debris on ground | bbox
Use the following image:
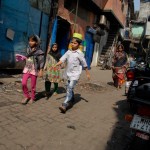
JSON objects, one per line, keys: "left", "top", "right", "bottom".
{"left": 67, "top": 125, "right": 76, "bottom": 130}
{"left": 78, "top": 82, "right": 107, "bottom": 92}
{"left": 0, "top": 80, "right": 22, "bottom": 93}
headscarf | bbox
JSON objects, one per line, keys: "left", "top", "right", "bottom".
{"left": 113, "top": 44, "right": 127, "bottom": 67}
{"left": 49, "top": 43, "right": 61, "bottom": 62}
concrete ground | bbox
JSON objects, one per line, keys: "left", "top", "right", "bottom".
{"left": 0, "top": 67, "right": 130, "bottom": 150}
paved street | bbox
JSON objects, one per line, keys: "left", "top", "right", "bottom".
{"left": 0, "top": 67, "right": 130, "bottom": 150}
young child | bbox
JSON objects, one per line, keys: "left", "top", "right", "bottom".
{"left": 44, "top": 43, "right": 61, "bottom": 99}
{"left": 55, "top": 33, "right": 90, "bottom": 113}
{"left": 21, "top": 35, "right": 44, "bottom": 104}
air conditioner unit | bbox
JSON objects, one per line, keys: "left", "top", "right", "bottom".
{"left": 99, "top": 15, "right": 107, "bottom": 26}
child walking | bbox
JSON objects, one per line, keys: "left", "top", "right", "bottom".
{"left": 44, "top": 43, "right": 61, "bottom": 99}
{"left": 21, "top": 35, "right": 44, "bottom": 104}
{"left": 55, "top": 33, "right": 90, "bottom": 113}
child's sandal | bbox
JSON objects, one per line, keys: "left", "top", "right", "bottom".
{"left": 28, "top": 99, "right": 35, "bottom": 104}
{"left": 53, "top": 92, "right": 58, "bottom": 96}
{"left": 59, "top": 105, "right": 66, "bottom": 113}
{"left": 21, "top": 98, "right": 30, "bottom": 105}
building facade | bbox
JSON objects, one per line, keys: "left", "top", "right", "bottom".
{"left": 91, "top": 0, "right": 127, "bottom": 66}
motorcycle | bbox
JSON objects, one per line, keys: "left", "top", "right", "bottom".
{"left": 113, "top": 67, "right": 126, "bottom": 88}
{"left": 125, "top": 67, "right": 135, "bottom": 95}
{"left": 125, "top": 105, "right": 150, "bottom": 150}
{"left": 125, "top": 65, "right": 150, "bottom": 150}
{"left": 125, "top": 60, "right": 146, "bottom": 95}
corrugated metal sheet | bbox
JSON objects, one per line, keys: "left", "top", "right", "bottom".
{"left": 0, "top": 0, "right": 49, "bottom": 68}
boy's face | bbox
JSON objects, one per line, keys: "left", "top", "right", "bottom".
{"left": 29, "top": 39, "right": 37, "bottom": 48}
{"left": 71, "top": 39, "right": 79, "bottom": 50}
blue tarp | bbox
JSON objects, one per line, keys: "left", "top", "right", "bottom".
{"left": 85, "top": 32, "right": 94, "bottom": 69}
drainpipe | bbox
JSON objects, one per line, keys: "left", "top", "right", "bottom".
{"left": 46, "top": 0, "right": 57, "bottom": 51}
{"left": 73, "top": 0, "right": 79, "bottom": 32}
{"left": 39, "top": 12, "right": 43, "bottom": 37}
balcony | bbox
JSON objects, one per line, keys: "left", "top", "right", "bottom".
{"left": 91, "top": 0, "right": 108, "bottom": 9}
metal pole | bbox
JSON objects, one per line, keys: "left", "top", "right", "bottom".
{"left": 73, "top": 0, "right": 79, "bottom": 32}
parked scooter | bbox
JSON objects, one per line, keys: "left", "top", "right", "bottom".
{"left": 125, "top": 105, "right": 150, "bottom": 150}
{"left": 113, "top": 66, "right": 126, "bottom": 88}
{"left": 125, "top": 67, "right": 135, "bottom": 95}
{"left": 125, "top": 65, "right": 150, "bottom": 150}
{"left": 125, "top": 58, "right": 145, "bottom": 95}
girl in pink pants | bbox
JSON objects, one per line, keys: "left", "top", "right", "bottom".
{"left": 20, "top": 35, "right": 44, "bottom": 104}
{"left": 22, "top": 73, "right": 37, "bottom": 102}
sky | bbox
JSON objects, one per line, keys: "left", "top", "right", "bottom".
{"left": 134, "top": 0, "right": 140, "bottom": 11}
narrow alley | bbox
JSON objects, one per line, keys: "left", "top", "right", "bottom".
{"left": 0, "top": 68, "right": 130, "bottom": 150}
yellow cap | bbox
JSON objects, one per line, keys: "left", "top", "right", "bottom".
{"left": 73, "top": 33, "right": 82, "bottom": 40}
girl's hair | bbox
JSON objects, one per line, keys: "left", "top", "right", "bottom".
{"left": 117, "top": 44, "right": 124, "bottom": 51}
{"left": 29, "top": 35, "right": 41, "bottom": 44}
{"left": 72, "top": 37, "right": 82, "bottom": 45}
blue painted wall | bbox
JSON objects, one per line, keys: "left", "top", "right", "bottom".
{"left": 0, "top": 0, "right": 49, "bottom": 68}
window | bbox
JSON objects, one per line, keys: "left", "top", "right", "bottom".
{"left": 29, "top": 0, "right": 51, "bottom": 14}
{"left": 64, "top": 0, "right": 90, "bottom": 22}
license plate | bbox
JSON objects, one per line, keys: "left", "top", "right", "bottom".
{"left": 125, "top": 81, "right": 132, "bottom": 88}
{"left": 118, "top": 69, "right": 123, "bottom": 73}
{"left": 136, "top": 132, "right": 149, "bottom": 140}
{"left": 130, "top": 115, "right": 150, "bottom": 134}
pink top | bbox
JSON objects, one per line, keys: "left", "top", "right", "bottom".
{"left": 23, "top": 57, "right": 37, "bottom": 76}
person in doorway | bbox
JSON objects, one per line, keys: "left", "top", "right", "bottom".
{"left": 44, "top": 43, "right": 61, "bottom": 99}
{"left": 112, "top": 44, "right": 128, "bottom": 89}
{"left": 55, "top": 33, "right": 90, "bottom": 113}
{"left": 21, "top": 35, "right": 44, "bottom": 104}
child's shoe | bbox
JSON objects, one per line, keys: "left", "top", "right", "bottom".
{"left": 21, "top": 98, "right": 30, "bottom": 105}
{"left": 53, "top": 92, "right": 58, "bottom": 96}
{"left": 28, "top": 99, "right": 35, "bottom": 104}
{"left": 59, "top": 104, "right": 67, "bottom": 113}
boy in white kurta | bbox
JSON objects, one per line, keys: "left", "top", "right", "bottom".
{"left": 55, "top": 36, "right": 90, "bottom": 113}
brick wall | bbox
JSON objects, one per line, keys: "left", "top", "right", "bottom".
{"left": 57, "top": 0, "right": 95, "bottom": 38}
{"left": 104, "top": 0, "right": 126, "bottom": 26}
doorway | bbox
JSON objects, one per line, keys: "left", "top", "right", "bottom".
{"left": 56, "top": 16, "right": 71, "bottom": 55}
{"left": 85, "top": 32, "right": 94, "bottom": 69}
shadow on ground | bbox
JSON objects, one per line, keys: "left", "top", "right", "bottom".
{"left": 107, "top": 82, "right": 114, "bottom": 86}
{"left": 56, "top": 93, "right": 88, "bottom": 105}
{"left": 105, "top": 99, "right": 131, "bottom": 150}
{"left": 0, "top": 69, "right": 22, "bottom": 78}
{"left": 35, "top": 87, "right": 66, "bottom": 101}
